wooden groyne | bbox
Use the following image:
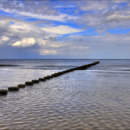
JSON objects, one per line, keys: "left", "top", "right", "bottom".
{"left": 0, "top": 61, "right": 100, "bottom": 96}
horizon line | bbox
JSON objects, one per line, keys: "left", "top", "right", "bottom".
{"left": 0, "top": 59, "right": 130, "bottom": 60}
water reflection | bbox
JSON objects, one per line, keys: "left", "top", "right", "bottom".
{"left": 0, "top": 68, "right": 57, "bottom": 89}
{"left": 0, "top": 69, "right": 130, "bottom": 130}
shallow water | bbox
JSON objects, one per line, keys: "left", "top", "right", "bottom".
{"left": 0, "top": 60, "right": 130, "bottom": 130}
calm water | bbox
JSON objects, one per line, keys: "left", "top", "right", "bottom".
{"left": 0, "top": 59, "right": 130, "bottom": 130}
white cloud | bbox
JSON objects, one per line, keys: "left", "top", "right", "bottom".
{"left": 37, "top": 39, "right": 48, "bottom": 46}
{"left": 40, "top": 49, "right": 57, "bottom": 55}
{"left": 19, "top": 11, "right": 77, "bottom": 22}
{"left": 0, "top": 35, "right": 10, "bottom": 46}
{"left": 1, "top": 35, "right": 9, "bottom": 41}
{"left": 106, "top": 12, "right": 130, "bottom": 21}
{"left": 55, "top": 5, "right": 75, "bottom": 8}
{"left": 9, "top": 23, "right": 32, "bottom": 32}
{"left": 0, "top": 7, "right": 77, "bottom": 22}
{"left": 12, "top": 38, "right": 36, "bottom": 47}
{"left": 55, "top": 5, "right": 64, "bottom": 8}
{"left": 49, "top": 44, "right": 65, "bottom": 48}
{"left": 0, "top": 0, "right": 130, "bottom": 58}
{"left": 76, "top": 0, "right": 130, "bottom": 31}
{"left": 0, "top": 18, "right": 63, "bottom": 50}
{"left": 112, "top": 0, "right": 129, "bottom": 3}
{"left": 42, "top": 25, "right": 82, "bottom": 35}
{"left": 80, "top": 1, "right": 108, "bottom": 11}
{"left": 68, "top": 33, "right": 130, "bottom": 45}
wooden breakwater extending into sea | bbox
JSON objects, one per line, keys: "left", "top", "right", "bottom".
{"left": 0, "top": 61, "right": 100, "bottom": 96}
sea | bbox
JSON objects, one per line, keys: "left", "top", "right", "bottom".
{"left": 0, "top": 59, "right": 130, "bottom": 130}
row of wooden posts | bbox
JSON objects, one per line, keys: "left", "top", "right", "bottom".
{"left": 0, "top": 61, "right": 100, "bottom": 96}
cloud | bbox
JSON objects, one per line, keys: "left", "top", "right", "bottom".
{"left": 0, "top": 7, "right": 77, "bottom": 22}
{"left": 0, "top": 17, "right": 69, "bottom": 51}
{"left": 0, "top": 17, "right": 52, "bottom": 46}
{"left": 1, "top": 35, "right": 9, "bottom": 41}
{"left": 42, "top": 25, "right": 82, "bottom": 35}
{"left": 49, "top": 44, "right": 65, "bottom": 48}
{"left": 106, "top": 12, "right": 130, "bottom": 21}
{"left": 9, "top": 23, "right": 33, "bottom": 33}
{"left": 68, "top": 33, "right": 130, "bottom": 50}
{"left": 62, "top": 32, "right": 130, "bottom": 58}
{"left": 37, "top": 39, "right": 48, "bottom": 46}
{"left": 12, "top": 37, "right": 36, "bottom": 47}
{"left": 0, "top": 35, "right": 10, "bottom": 46}
{"left": 0, "top": 0, "right": 130, "bottom": 59}
{"left": 80, "top": 1, "right": 108, "bottom": 11}
{"left": 55, "top": 5, "right": 75, "bottom": 8}
{"left": 18, "top": 11, "right": 77, "bottom": 22}
{"left": 40, "top": 49, "right": 57, "bottom": 55}
{"left": 76, "top": 0, "right": 130, "bottom": 32}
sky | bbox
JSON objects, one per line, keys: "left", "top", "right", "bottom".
{"left": 0, "top": 0, "right": 130, "bottom": 59}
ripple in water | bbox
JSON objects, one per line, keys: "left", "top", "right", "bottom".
{"left": 0, "top": 60, "right": 130, "bottom": 130}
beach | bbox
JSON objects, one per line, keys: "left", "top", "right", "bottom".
{"left": 0, "top": 59, "right": 130, "bottom": 130}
